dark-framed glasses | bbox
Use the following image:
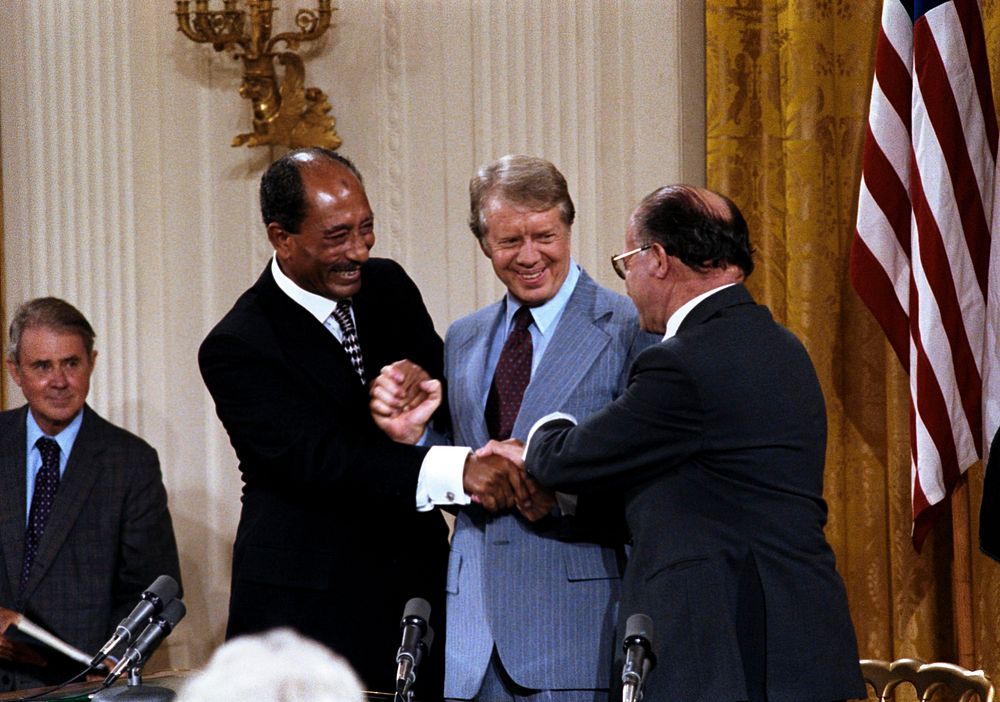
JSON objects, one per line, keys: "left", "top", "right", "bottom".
{"left": 611, "top": 244, "right": 653, "bottom": 279}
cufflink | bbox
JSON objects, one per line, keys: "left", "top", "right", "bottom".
{"left": 446, "top": 491, "right": 455, "bottom": 501}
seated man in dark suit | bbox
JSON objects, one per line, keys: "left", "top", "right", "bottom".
{"left": 510, "top": 185, "right": 865, "bottom": 702}
{"left": 0, "top": 297, "right": 181, "bottom": 692}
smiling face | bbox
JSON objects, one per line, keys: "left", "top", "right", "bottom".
{"left": 479, "top": 199, "right": 572, "bottom": 307}
{"left": 268, "top": 160, "right": 375, "bottom": 300}
{"left": 7, "top": 326, "right": 96, "bottom": 436}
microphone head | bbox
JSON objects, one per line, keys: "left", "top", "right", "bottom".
{"left": 159, "top": 599, "right": 187, "bottom": 633}
{"left": 145, "top": 575, "right": 180, "bottom": 608}
{"left": 624, "top": 613, "right": 654, "bottom": 645}
{"left": 401, "top": 598, "right": 431, "bottom": 626}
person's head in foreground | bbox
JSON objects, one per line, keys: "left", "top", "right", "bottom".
{"left": 177, "top": 628, "right": 365, "bottom": 702}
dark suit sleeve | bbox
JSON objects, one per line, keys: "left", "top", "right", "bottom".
{"left": 111, "top": 444, "right": 181, "bottom": 625}
{"left": 527, "top": 343, "right": 702, "bottom": 493}
{"left": 362, "top": 261, "right": 451, "bottom": 437}
{"left": 198, "top": 323, "right": 429, "bottom": 505}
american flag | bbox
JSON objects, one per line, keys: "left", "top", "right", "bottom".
{"left": 851, "top": 0, "right": 1000, "bottom": 550}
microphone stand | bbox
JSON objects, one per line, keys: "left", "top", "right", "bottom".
{"left": 91, "top": 664, "right": 176, "bottom": 701}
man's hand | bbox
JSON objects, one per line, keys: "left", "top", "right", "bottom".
{"left": 463, "top": 452, "right": 533, "bottom": 513}
{"left": 520, "top": 477, "right": 557, "bottom": 521}
{"left": 369, "top": 360, "right": 441, "bottom": 444}
{"left": 475, "top": 438, "right": 525, "bottom": 465}
{"left": 475, "top": 439, "right": 555, "bottom": 521}
{"left": 0, "top": 634, "right": 47, "bottom": 667}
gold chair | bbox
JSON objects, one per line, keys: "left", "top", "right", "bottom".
{"left": 861, "top": 658, "right": 995, "bottom": 702}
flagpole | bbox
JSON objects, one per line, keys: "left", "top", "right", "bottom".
{"left": 951, "top": 474, "right": 974, "bottom": 669}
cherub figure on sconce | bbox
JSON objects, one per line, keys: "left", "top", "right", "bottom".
{"left": 175, "top": 0, "right": 343, "bottom": 150}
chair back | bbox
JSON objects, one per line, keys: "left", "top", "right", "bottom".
{"left": 861, "top": 658, "right": 995, "bottom": 702}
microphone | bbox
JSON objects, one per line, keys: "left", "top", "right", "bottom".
{"left": 395, "top": 598, "right": 430, "bottom": 697}
{"left": 104, "top": 599, "right": 186, "bottom": 686}
{"left": 91, "top": 575, "right": 179, "bottom": 667}
{"left": 621, "top": 613, "right": 655, "bottom": 702}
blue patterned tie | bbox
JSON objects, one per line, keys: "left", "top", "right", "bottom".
{"left": 485, "top": 306, "right": 533, "bottom": 440}
{"left": 331, "top": 299, "right": 366, "bottom": 384}
{"left": 20, "top": 437, "right": 61, "bottom": 590}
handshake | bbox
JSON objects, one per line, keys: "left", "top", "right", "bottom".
{"left": 369, "top": 360, "right": 555, "bottom": 522}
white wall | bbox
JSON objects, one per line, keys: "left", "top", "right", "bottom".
{"left": 0, "top": 0, "right": 704, "bottom": 670}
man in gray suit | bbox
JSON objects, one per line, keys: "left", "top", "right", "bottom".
{"left": 0, "top": 298, "right": 181, "bottom": 691}
{"left": 372, "top": 156, "right": 651, "bottom": 701}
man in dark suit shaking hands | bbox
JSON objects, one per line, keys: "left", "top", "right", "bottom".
{"left": 0, "top": 297, "right": 181, "bottom": 691}
{"left": 199, "top": 148, "right": 527, "bottom": 698}
{"left": 519, "top": 186, "right": 865, "bottom": 702}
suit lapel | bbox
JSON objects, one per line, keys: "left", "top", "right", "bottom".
{"left": 451, "top": 303, "right": 503, "bottom": 447}
{"left": 20, "top": 406, "right": 107, "bottom": 600}
{"left": 255, "top": 266, "right": 367, "bottom": 406}
{"left": 0, "top": 407, "right": 29, "bottom": 598}
{"left": 513, "top": 272, "right": 611, "bottom": 438}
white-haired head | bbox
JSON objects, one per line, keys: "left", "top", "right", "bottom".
{"left": 177, "top": 628, "right": 365, "bottom": 702}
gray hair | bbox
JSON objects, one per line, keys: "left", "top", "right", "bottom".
{"left": 7, "top": 297, "right": 96, "bottom": 364}
{"left": 176, "top": 629, "right": 365, "bottom": 702}
{"left": 468, "top": 154, "right": 575, "bottom": 242}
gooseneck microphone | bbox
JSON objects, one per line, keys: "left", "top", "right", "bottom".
{"left": 395, "top": 598, "right": 431, "bottom": 699}
{"left": 103, "top": 599, "right": 187, "bottom": 686}
{"left": 621, "top": 613, "right": 655, "bottom": 702}
{"left": 90, "top": 575, "right": 180, "bottom": 667}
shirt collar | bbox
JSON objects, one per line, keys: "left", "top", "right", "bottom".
{"left": 503, "top": 260, "right": 581, "bottom": 337}
{"left": 271, "top": 254, "right": 339, "bottom": 325}
{"left": 26, "top": 405, "right": 84, "bottom": 457}
{"left": 663, "top": 283, "right": 736, "bottom": 341}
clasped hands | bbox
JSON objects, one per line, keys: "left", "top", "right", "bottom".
{"left": 370, "top": 360, "right": 554, "bottom": 521}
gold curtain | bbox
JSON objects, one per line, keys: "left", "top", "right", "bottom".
{"left": 706, "top": 0, "right": 1000, "bottom": 676}
{"left": 0, "top": 110, "right": 5, "bottom": 404}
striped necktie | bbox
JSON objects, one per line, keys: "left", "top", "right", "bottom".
{"left": 331, "top": 299, "right": 366, "bottom": 384}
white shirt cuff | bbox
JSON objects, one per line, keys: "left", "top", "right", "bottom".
{"left": 524, "top": 411, "right": 578, "bottom": 454}
{"left": 416, "top": 445, "right": 472, "bottom": 511}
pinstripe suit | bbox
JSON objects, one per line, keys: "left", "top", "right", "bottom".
{"left": 0, "top": 404, "right": 181, "bottom": 691}
{"left": 443, "top": 270, "right": 651, "bottom": 699}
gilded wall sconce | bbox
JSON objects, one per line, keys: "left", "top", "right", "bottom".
{"left": 175, "top": 0, "right": 342, "bottom": 150}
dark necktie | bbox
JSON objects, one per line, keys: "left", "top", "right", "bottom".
{"left": 331, "top": 299, "right": 366, "bottom": 384}
{"left": 20, "top": 437, "right": 61, "bottom": 590}
{"left": 485, "top": 305, "right": 534, "bottom": 440}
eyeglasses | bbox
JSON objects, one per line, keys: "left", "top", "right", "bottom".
{"left": 611, "top": 244, "right": 653, "bottom": 279}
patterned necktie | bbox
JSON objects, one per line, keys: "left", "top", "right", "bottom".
{"left": 20, "top": 437, "right": 61, "bottom": 590}
{"left": 485, "top": 305, "right": 534, "bottom": 440}
{"left": 331, "top": 299, "right": 366, "bottom": 384}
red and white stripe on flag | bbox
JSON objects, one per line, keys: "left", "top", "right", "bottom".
{"left": 851, "top": 0, "right": 1000, "bottom": 550}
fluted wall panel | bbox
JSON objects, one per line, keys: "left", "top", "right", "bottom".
{"left": 1, "top": 0, "right": 704, "bottom": 672}
{"left": 3, "top": 2, "right": 142, "bottom": 430}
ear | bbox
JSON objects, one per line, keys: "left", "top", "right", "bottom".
{"left": 6, "top": 358, "right": 22, "bottom": 388}
{"left": 649, "top": 243, "right": 672, "bottom": 280}
{"left": 267, "top": 223, "right": 292, "bottom": 257}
